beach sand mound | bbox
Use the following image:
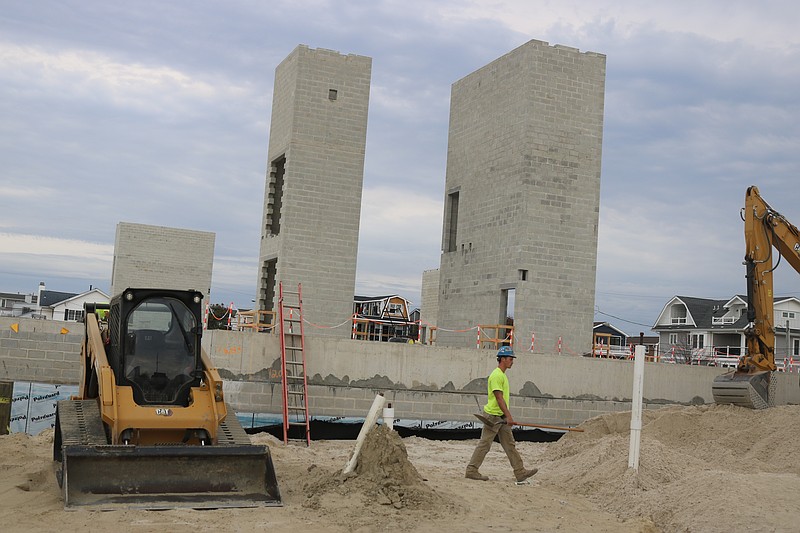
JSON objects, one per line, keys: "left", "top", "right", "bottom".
{"left": 537, "top": 404, "right": 800, "bottom": 532}
{"left": 303, "top": 424, "right": 450, "bottom": 513}
{"left": 2, "top": 405, "right": 799, "bottom": 532}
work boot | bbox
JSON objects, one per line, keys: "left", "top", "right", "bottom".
{"left": 465, "top": 470, "right": 489, "bottom": 481}
{"left": 515, "top": 468, "right": 538, "bottom": 482}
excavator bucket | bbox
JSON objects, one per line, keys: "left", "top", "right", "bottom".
{"left": 55, "top": 401, "right": 281, "bottom": 510}
{"left": 711, "top": 370, "right": 770, "bottom": 409}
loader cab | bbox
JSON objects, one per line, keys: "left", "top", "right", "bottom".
{"left": 109, "top": 289, "right": 204, "bottom": 407}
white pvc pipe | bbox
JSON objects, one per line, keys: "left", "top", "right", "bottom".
{"left": 382, "top": 403, "right": 394, "bottom": 431}
{"left": 343, "top": 393, "right": 386, "bottom": 475}
{"left": 628, "top": 345, "right": 645, "bottom": 471}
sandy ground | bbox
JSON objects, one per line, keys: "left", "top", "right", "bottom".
{"left": 3, "top": 404, "right": 799, "bottom": 532}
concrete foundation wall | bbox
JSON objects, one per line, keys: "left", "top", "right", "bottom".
{"left": 206, "top": 332, "right": 722, "bottom": 403}
{"left": 5, "top": 318, "right": 799, "bottom": 428}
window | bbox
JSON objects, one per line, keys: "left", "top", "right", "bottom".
{"left": 794, "top": 339, "right": 800, "bottom": 357}
{"left": 259, "top": 258, "right": 277, "bottom": 312}
{"left": 265, "top": 156, "right": 285, "bottom": 236}
{"left": 670, "top": 305, "right": 687, "bottom": 324}
{"left": 782, "top": 312, "right": 796, "bottom": 319}
{"left": 444, "top": 191, "right": 459, "bottom": 253}
{"left": 501, "top": 288, "right": 515, "bottom": 325}
{"left": 691, "top": 334, "right": 704, "bottom": 349}
{"left": 518, "top": 269, "right": 528, "bottom": 281}
{"left": 125, "top": 297, "right": 197, "bottom": 404}
{"left": 328, "top": 88, "right": 338, "bottom": 101}
{"left": 64, "top": 309, "right": 84, "bottom": 322}
{"left": 669, "top": 333, "right": 678, "bottom": 345}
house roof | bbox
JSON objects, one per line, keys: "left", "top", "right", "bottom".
{"left": 54, "top": 289, "right": 110, "bottom": 307}
{"left": 40, "top": 288, "right": 110, "bottom": 308}
{"left": 354, "top": 295, "right": 412, "bottom": 305}
{"left": 592, "top": 321, "right": 627, "bottom": 337}
{"left": 39, "top": 290, "right": 78, "bottom": 307}
{"left": 0, "top": 292, "right": 36, "bottom": 303}
{"left": 654, "top": 294, "right": 800, "bottom": 331}
{"left": 723, "top": 295, "right": 747, "bottom": 308}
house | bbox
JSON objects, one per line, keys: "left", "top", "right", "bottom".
{"left": 352, "top": 295, "right": 417, "bottom": 342}
{"left": 0, "top": 291, "right": 38, "bottom": 317}
{"left": 590, "top": 322, "right": 660, "bottom": 359}
{"left": 652, "top": 295, "right": 800, "bottom": 365}
{"left": 36, "top": 282, "right": 110, "bottom": 322}
{"left": 591, "top": 321, "right": 629, "bottom": 358}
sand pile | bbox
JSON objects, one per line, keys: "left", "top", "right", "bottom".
{"left": 303, "top": 424, "right": 448, "bottom": 512}
{"left": 537, "top": 404, "right": 800, "bottom": 532}
{"left": 2, "top": 405, "right": 799, "bottom": 532}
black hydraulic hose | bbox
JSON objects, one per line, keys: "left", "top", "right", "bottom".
{"left": 765, "top": 214, "right": 782, "bottom": 274}
{"left": 745, "top": 257, "right": 756, "bottom": 325}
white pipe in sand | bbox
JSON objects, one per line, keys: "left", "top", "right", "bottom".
{"left": 628, "top": 345, "right": 645, "bottom": 471}
{"left": 382, "top": 403, "right": 394, "bottom": 431}
{"left": 343, "top": 392, "right": 386, "bottom": 475}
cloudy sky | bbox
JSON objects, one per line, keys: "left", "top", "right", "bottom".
{"left": 2, "top": 1, "right": 800, "bottom": 335}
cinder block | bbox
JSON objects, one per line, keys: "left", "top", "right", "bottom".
{"left": 333, "top": 397, "right": 356, "bottom": 410}
{"left": 0, "top": 338, "right": 18, "bottom": 349}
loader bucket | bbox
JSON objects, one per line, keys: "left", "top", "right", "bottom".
{"left": 59, "top": 443, "right": 281, "bottom": 509}
{"left": 712, "top": 370, "right": 770, "bottom": 409}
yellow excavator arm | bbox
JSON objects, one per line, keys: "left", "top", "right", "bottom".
{"left": 712, "top": 186, "right": 800, "bottom": 408}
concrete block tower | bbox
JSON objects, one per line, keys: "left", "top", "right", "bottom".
{"left": 110, "top": 222, "right": 215, "bottom": 302}
{"left": 436, "top": 40, "right": 606, "bottom": 353}
{"left": 256, "top": 45, "right": 371, "bottom": 337}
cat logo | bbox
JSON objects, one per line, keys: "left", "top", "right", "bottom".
{"left": 155, "top": 408, "right": 173, "bottom": 416}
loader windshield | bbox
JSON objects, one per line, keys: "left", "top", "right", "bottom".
{"left": 124, "top": 297, "right": 199, "bottom": 405}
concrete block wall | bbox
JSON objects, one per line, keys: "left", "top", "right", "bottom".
{"left": 436, "top": 40, "right": 606, "bottom": 355}
{"left": 256, "top": 45, "right": 371, "bottom": 337}
{"left": 110, "top": 222, "right": 215, "bottom": 302}
{"left": 223, "top": 380, "right": 641, "bottom": 429}
{"left": 0, "top": 317, "right": 83, "bottom": 384}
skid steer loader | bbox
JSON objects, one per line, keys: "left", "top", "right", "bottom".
{"left": 53, "top": 288, "right": 281, "bottom": 509}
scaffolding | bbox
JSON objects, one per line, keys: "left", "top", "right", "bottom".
{"left": 235, "top": 310, "right": 276, "bottom": 333}
{"left": 352, "top": 316, "right": 416, "bottom": 342}
{"left": 477, "top": 324, "right": 514, "bottom": 350}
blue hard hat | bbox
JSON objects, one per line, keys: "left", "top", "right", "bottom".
{"left": 497, "top": 346, "right": 515, "bottom": 358}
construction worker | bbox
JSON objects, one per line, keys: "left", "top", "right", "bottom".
{"left": 465, "top": 346, "right": 538, "bottom": 482}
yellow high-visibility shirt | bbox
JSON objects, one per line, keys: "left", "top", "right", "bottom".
{"left": 484, "top": 367, "right": 509, "bottom": 416}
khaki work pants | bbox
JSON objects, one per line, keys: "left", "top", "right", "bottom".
{"left": 466, "top": 412, "right": 525, "bottom": 477}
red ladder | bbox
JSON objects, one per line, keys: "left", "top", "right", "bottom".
{"left": 278, "top": 282, "right": 311, "bottom": 445}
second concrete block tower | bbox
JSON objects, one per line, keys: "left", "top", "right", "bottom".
{"left": 256, "top": 45, "right": 371, "bottom": 336}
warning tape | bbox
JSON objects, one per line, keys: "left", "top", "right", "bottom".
{"left": 303, "top": 315, "right": 354, "bottom": 330}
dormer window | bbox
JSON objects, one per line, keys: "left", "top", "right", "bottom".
{"left": 670, "top": 305, "right": 687, "bottom": 324}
